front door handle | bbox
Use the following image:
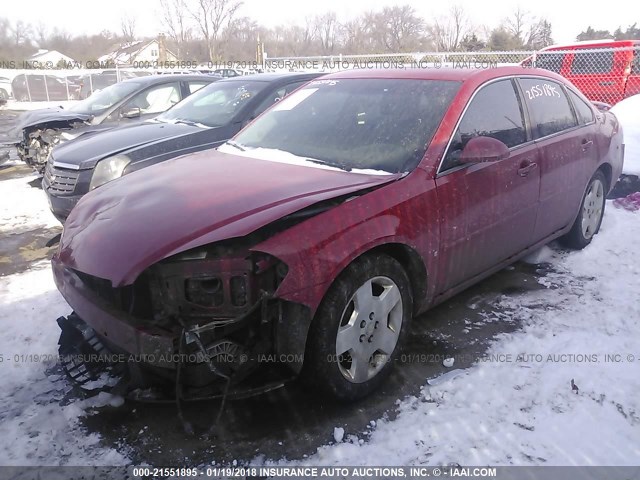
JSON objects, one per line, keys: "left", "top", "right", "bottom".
{"left": 518, "top": 160, "right": 537, "bottom": 177}
{"left": 599, "top": 81, "right": 614, "bottom": 86}
{"left": 582, "top": 139, "right": 593, "bottom": 151}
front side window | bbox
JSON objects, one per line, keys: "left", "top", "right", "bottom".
{"left": 226, "top": 78, "right": 460, "bottom": 174}
{"left": 441, "top": 79, "right": 526, "bottom": 172}
{"left": 187, "top": 81, "right": 210, "bottom": 94}
{"left": 519, "top": 78, "right": 577, "bottom": 138}
{"left": 125, "top": 82, "right": 182, "bottom": 115}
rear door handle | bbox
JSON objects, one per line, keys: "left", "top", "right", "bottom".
{"left": 518, "top": 160, "right": 537, "bottom": 177}
{"left": 582, "top": 139, "right": 593, "bottom": 151}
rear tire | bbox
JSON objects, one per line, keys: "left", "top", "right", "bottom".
{"left": 302, "top": 254, "right": 412, "bottom": 401}
{"left": 560, "top": 170, "right": 606, "bottom": 249}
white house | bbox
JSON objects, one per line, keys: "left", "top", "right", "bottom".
{"left": 26, "top": 49, "right": 76, "bottom": 67}
{"left": 99, "top": 37, "right": 178, "bottom": 66}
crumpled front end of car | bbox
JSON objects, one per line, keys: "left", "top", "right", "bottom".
{"left": 52, "top": 238, "right": 311, "bottom": 401}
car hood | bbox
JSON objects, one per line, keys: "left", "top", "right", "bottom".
{"left": 52, "top": 121, "right": 204, "bottom": 169}
{"left": 57, "top": 150, "right": 401, "bottom": 286}
{"left": 17, "top": 108, "right": 91, "bottom": 130}
{"left": 1, "top": 108, "right": 91, "bottom": 144}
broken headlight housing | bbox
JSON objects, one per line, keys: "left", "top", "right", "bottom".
{"left": 90, "top": 154, "right": 130, "bottom": 190}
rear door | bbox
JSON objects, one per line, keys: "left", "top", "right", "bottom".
{"left": 518, "top": 77, "right": 597, "bottom": 239}
{"left": 435, "top": 78, "right": 541, "bottom": 290}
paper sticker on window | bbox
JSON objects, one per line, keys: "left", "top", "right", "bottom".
{"left": 525, "top": 83, "right": 562, "bottom": 100}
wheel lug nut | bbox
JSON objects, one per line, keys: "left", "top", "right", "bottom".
{"left": 369, "top": 312, "right": 374, "bottom": 320}
{"left": 359, "top": 335, "right": 365, "bottom": 343}
{"left": 374, "top": 321, "right": 379, "bottom": 329}
{"left": 360, "top": 320, "right": 366, "bottom": 328}
{"left": 368, "top": 335, "right": 373, "bottom": 343}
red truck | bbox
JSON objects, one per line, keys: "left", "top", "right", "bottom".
{"left": 524, "top": 39, "right": 640, "bottom": 105}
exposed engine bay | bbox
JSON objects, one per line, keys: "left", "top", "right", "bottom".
{"left": 18, "top": 122, "right": 86, "bottom": 172}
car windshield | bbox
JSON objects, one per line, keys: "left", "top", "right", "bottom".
{"left": 223, "top": 78, "right": 460, "bottom": 174}
{"left": 157, "top": 80, "right": 267, "bottom": 127}
{"left": 69, "top": 81, "right": 142, "bottom": 114}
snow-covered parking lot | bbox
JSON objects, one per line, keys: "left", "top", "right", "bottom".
{"left": 0, "top": 97, "right": 639, "bottom": 472}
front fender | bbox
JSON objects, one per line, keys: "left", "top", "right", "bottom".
{"left": 253, "top": 171, "right": 440, "bottom": 317}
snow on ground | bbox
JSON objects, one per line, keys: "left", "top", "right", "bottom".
{"left": 0, "top": 174, "right": 59, "bottom": 235}
{"left": 0, "top": 263, "right": 130, "bottom": 465}
{"left": 0, "top": 175, "right": 129, "bottom": 466}
{"left": 269, "top": 205, "right": 640, "bottom": 467}
{"left": 611, "top": 94, "right": 640, "bottom": 175}
{"left": 1, "top": 159, "right": 639, "bottom": 466}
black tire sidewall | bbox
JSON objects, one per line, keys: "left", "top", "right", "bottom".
{"left": 562, "top": 170, "right": 607, "bottom": 249}
{"left": 303, "top": 253, "right": 413, "bottom": 401}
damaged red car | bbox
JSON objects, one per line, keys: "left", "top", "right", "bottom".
{"left": 52, "top": 66, "right": 624, "bottom": 402}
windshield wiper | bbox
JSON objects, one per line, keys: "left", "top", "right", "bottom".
{"left": 173, "top": 119, "right": 200, "bottom": 127}
{"left": 225, "top": 140, "right": 246, "bottom": 152}
{"left": 305, "top": 158, "right": 352, "bottom": 172}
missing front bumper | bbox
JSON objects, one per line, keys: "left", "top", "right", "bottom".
{"left": 56, "top": 312, "right": 294, "bottom": 403}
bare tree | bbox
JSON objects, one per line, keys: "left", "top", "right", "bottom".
{"left": 429, "top": 5, "right": 470, "bottom": 51}
{"left": 379, "top": 5, "right": 425, "bottom": 52}
{"left": 34, "top": 22, "right": 49, "bottom": 47}
{"left": 188, "top": 0, "right": 243, "bottom": 61}
{"left": 120, "top": 16, "right": 137, "bottom": 43}
{"left": 12, "top": 20, "right": 32, "bottom": 47}
{"left": 312, "top": 12, "right": 340, "bottom": 54}
{"left": 160, "top": 0, "right": 193, "bottom": 58}
{"left": 504, "top": 7, "right": 528, "bottom": 45}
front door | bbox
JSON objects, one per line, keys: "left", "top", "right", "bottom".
{"left": 435, "top": 79, "right": 541, "bottom": 291}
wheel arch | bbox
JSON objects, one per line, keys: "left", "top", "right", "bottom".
{"left": 597, "top": 162, "right": 613, "bottom": 192}
{"left": 358, "top": 243, "right": 428, "bottom": 316}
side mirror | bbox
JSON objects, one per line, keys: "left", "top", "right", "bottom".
{"left": 459, "top": 136, "right": 510, "bottom": 164}
{"left": 121, "top": 107, "right": 141, "bottom": 119}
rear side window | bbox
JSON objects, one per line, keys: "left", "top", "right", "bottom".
{"left": 535, "top": 52, "right": 564, "bottom": 73}
{"left": 519, "top": 78, "right": 577, "bottom": 138}
{"left": 441, "top": 79, "right": 526, "bottom": 171}
{"left": 567, "top": 89, "right": 595, "bottom": 124}
{"left": 570, "top": 49, "right": 614, "bottom": 74}
{"left": 632, "top": 49, "right": 640, "bottom": 75}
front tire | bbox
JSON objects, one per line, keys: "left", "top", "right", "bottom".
{"left": 560, "top": 170, "right": 606, "bottom": 249}
{"left": 303, "top": 254, "right": 412, "bottom": 401}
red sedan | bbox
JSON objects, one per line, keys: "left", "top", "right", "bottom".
{"left": 52, "top": 66, "right": 624, "bottom": 402}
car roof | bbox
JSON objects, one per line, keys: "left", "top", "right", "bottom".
{"left": 541, "top": 39, "right": 640, "bottom": 50}
{"left": 217, "top": 72, "right": 323, "bottom": 83}
{"left": 320, "top": 66, "right": 575, "bottom": 93}
{"left": 120, "top": 74, "right": 218, "bottom": 85}
{"left": 323, "top": 66, "right": 560, "bottom": 82}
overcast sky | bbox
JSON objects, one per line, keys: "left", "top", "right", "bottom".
{"left": 5, "top": 0, "right": 639, "bottom": 46}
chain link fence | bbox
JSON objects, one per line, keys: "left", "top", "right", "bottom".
{"left": 1, "top": 46, "right": 638, "bottom": 105}
{"left": 265, "top": 46, "right": 640, "bottom": 105}
{"left": 1, "top": 68, "right": 152, "bottom": 103}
